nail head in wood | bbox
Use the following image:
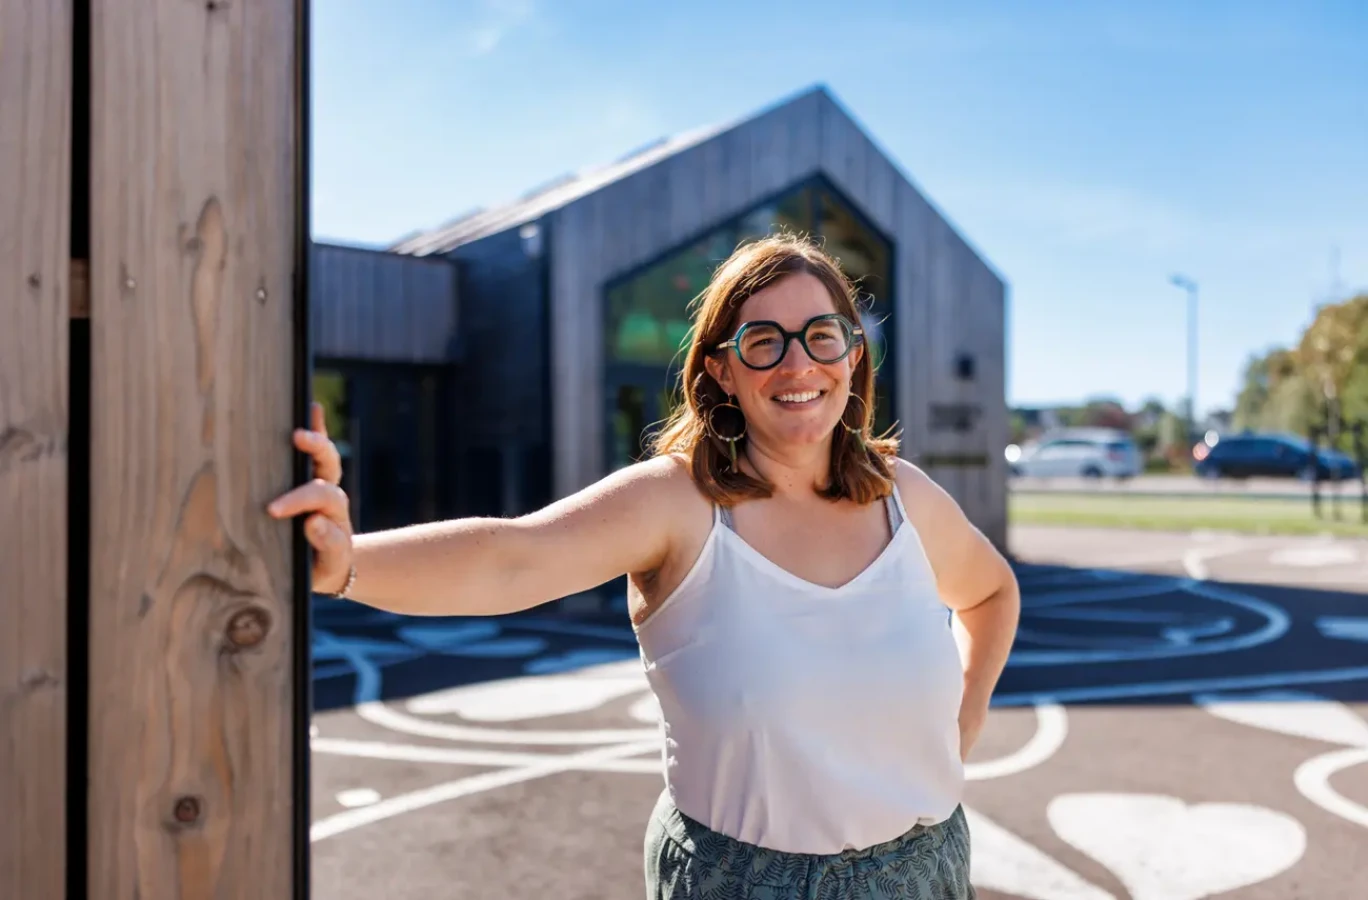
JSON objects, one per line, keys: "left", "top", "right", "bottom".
{"left": 173, "top": 796, "right": 202, "bottom": 824}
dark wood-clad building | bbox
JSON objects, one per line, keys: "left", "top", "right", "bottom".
{"left": 312, "top": 85, "right": 1009, "bottom": 549}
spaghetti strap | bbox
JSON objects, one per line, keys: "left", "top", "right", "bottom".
{"left": 884, "top": 492, "right": 903, "bottom": 534}
{"left": 890, "top": 484, "right": 911, "bottom": 530}
{"left": 718, "top": 503, "right": 735, "bottom": 530}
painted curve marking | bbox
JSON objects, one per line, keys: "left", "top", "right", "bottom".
{"left": 1008, "top": 577, "right": 1289, "bottom": 667}
{"left": 310, "top": 738, "right": 660, "bottom": 843}
{"left": 1293, "top": 746, "right": 1368, "bottom": 829}
{"left": 965, "top": 702, "right": 1068, "bottom": 782}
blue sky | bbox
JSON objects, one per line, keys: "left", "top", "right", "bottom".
{"left": 311, "top": 0, "right": 1367, "bottom": 415}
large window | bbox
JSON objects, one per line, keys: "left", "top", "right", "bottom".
{"left": 604, "top": 180, "right": 896, "bottom": 460}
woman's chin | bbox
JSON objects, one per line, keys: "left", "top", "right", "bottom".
{"left": 753, "top": 420, "right": 839, "bottom": 452}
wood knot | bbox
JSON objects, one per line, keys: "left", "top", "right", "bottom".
{"left": 226, "top": 606, "right": 271, "bottom": 650}
{"left": 172, "top": 796, "right": 203, "bottom": 825}
{"left": 27, "top": 273, "right": 40, "bottom": 289}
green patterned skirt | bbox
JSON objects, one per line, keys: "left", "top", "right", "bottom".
{"left": 643, "top": 790, "right": 976, "bottom": 899}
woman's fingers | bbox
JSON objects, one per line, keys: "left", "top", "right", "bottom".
{"left": 293, "top": 425, "right": 343, "bottom": 486}
{"left": 310, "top": 401, "right": 329, "bottom": 438}
{"left": 303, "top": 512, "right": 349, "bottom": 554}
{"left": 267, "top": 478, "right": 349, "bottom": 524}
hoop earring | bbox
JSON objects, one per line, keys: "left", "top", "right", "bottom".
{"left": 706, "top": 395, "right": 746, "bottom": 470}
{"left": 840, "top": 392, "right": 869, "bottom": 451}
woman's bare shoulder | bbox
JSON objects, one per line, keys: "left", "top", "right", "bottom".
{"left": 889, "top": 456, "right": 963, "bottom": 523}
{"left": 599, "top": 452, "right": 712, "bottom": 522}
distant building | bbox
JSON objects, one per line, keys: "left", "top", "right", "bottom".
{"left": 311, "top": 85, "right": 1010, "bottom": 549}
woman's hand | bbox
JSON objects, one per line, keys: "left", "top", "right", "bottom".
{"left": 267, "top": 401, "right": 355, "bottom": 595}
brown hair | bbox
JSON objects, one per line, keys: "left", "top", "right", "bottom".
{"left": 648, "top": 233, "right": 899, "bottom": 505}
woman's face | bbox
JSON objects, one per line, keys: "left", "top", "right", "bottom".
{"left": 705, "top": 272, "right": 864, "bottom": 453}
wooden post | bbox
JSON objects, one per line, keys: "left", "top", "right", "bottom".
{"left": 84, "top": 0, "right": 311, "bottom": 897}
{"left": 0, "top": 2, "right": 73, "bottom": 897}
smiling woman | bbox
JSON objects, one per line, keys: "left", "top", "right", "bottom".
{"left": 271, "top": 232, "right": 1021, "bottom": 900}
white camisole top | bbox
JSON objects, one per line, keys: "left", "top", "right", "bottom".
{"left": 635, "top": 486, "right": 966, "bottom": 855}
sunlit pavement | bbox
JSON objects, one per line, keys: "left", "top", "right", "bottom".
{"left": 309, "top": 525, "right": 1368, "bottom": 900}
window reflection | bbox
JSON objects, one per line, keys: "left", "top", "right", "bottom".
{"left": 605, "top": 182, "right": 896, "bottom": 435}
{"left": 735, "top": 188, "right": 814, "bottom": 245}
{"left": 606, "top": 229, "right": 734, "bottom": 366}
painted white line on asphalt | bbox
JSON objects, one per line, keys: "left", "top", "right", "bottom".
{"left": 1181, "top": 536, "right": 1258, "bottom": 582}
{"left": 404, "top": 659, "right": 647, "bottom": 721}
{"left": 966, "top": 703, "right": 1067, "bottom": 782}
{"left": 312, "top": 736, "right": 661, "bottom": 774}
{"left": 1293, "top": 746, "right": 1368, "bottom": 830}
{"left": 1195, "top": 691, "right": 1368, "bottom": 747}
{"left": 1181, "top": 549, "right": 1210, "bottom": 581}
{"left": 335, "top": 788, "right": 381, "bottom": 808}
{"left": 310, "top": 739, "right": 660, "bottom": 842}
{"left": 357, "top": 698, "right": 660, "bottom": 745}
{"left": 963, "top": 805, "right": 1115, "bottom": 900}
{"left": 1270, "top": 543, "right": 1360, "bottom": 568}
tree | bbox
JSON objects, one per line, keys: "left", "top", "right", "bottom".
{"left": 1298, "top": 294, "right": 1368, "bottom": 450}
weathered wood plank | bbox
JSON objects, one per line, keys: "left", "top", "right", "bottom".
{"left": 309, "top": 243, "right": 457, "bottom": 363}
{"left": 787, "top": 90, "right": 823, "bottom": 182}
{"left": 0, "top": 2, "right": 72, "bottom": 897}
{"left": 550, "top": 199, "right": 594, "bottom": 495}
{"left": 87, "top": 0, "right": 303, "bottom": 896}
{"left": 894, "top": 181, "right": 930, "bottom": 464}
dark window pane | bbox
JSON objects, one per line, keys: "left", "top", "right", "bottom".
{"left": 606, "top": 229, "right": 735, "bottom": 366}
{"left": 735, "top": 187, "right": 814, "bottom": 244}
{"left": 611, "top": 384, "right": 648, "bottom": 470}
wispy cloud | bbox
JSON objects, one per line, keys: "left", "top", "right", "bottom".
{"left": 465, "top": 0, "right": 534, "bottom": 57}
{"left": 939, "top": 177, "right": 1199, "bottom": 255}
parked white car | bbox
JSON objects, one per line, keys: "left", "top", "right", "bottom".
{"left": 1009, "top": 428, "right": 1142, "bottom": 480}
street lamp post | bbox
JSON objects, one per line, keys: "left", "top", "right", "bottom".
{"left": 1170, "top": 274, "right": 1199, "bottom": 445}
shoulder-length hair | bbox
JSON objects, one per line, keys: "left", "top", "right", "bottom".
{"left": 649, "top": 233, "right": 899, "bottom": 506}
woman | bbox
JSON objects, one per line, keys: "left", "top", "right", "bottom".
{"left": 270, "top": 234, "right": 1019, "bottom": 899}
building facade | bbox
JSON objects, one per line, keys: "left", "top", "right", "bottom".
{"left": 314, "top": 85, "right": 1009, "bottom": 548}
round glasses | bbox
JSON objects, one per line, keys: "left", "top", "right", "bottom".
{"left": 715, "top": 314, "right": 864, "bottom": 370}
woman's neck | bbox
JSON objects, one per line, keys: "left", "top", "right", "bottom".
{"left": 741, "top": 436, "right": 832, "bottom": 497}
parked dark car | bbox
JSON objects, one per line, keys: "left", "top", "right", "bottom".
{"left": 1194, "top": 433, "right": 1361, "bottom": 481}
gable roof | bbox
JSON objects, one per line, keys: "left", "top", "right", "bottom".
{"left": 387, "top": 86, "right": 829, "bottom": 257}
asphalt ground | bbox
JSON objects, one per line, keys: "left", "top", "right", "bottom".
{"left": 309, "top": 526, "right": 1368, "bottom": 899}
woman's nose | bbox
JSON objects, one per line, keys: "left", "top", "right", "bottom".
{"left": 777, "top": 335, "right": 816, "bottom": 372}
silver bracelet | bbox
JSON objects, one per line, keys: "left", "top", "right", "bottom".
{"left": 324, "top": 564, "right": 357, "bottom": 599}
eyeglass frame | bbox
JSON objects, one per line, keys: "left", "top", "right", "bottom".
{"left": 713, "top": 313, "right": 865, "bottom": 371}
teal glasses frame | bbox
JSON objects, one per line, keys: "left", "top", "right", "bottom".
{"left": 714, "top": 313, "right": 864, "bottom": 371}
